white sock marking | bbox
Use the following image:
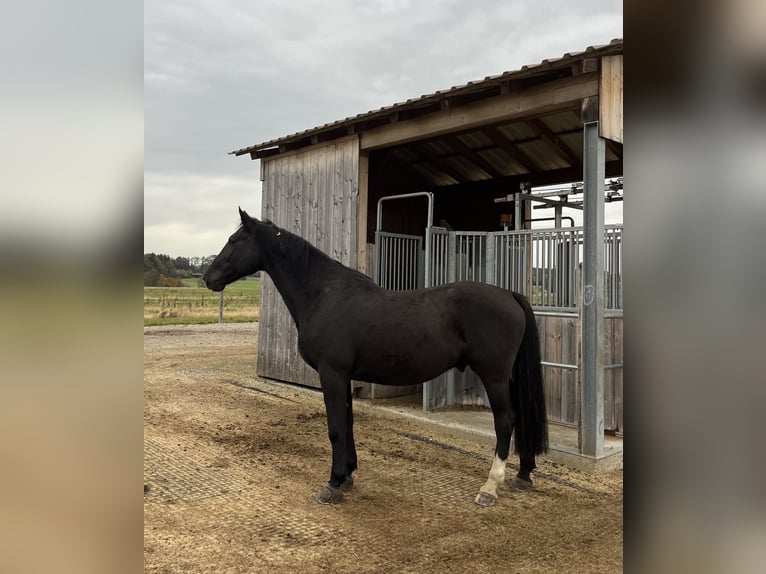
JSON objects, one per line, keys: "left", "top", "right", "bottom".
{"left": 479, "top": 454, "right": 507, "bottom": 498}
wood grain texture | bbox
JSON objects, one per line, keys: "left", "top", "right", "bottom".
{"left": 599, "top": 55, "right": 623, "bottom": 143}
{"left": 258, "top": 138, "right": 360, "bottom": 388}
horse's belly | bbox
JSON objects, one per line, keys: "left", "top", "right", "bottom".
{"left": 353, "top": 342, "right": 461, "bottom": 386}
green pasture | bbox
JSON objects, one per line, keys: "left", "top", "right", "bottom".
{"left": 144, "top": 277, "right": 261, "bottom": 326}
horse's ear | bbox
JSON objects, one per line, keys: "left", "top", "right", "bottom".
{"left": 239, "top": 207, "right": 259, "bottom": 227}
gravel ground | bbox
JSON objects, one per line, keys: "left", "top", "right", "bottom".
{"left": 144, "top": 322, "right": 622, "bottom": 573}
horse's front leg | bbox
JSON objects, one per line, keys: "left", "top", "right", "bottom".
{"left": 315, "top": 368, "right": 352, "bottom": 504}
{"left": 342, "top": 380, "right": 357, "bottom": 492}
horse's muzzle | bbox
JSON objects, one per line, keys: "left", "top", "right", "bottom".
{"left": 203, "top": 273, "right": 224, "bottom": 292}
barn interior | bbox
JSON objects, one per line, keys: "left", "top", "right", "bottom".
{"left": 366, "top": 98, "right": 623, "bottom": 242}
{"left": 361, "top": 101, "right": 624, "bottom": 406}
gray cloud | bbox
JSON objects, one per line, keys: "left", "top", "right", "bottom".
{"left": 145, "top": 0, "right": 622, "bottom": 257}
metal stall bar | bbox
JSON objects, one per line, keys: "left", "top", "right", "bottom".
{"left": 374, "top": 192, "right": 435, "bottom": 410}
{"left": 374, "top": 232, "right": 422, "bottom": 290}
{"left": 376, "top": 191, "right": 434, "bottom": 282}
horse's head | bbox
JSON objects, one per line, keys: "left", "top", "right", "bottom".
{"left": 203, "top": 208, "right": 267, "bottom": 292}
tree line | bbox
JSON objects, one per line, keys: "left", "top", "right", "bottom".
{"left": 144, "top": 253, "right": 217, "bottom": 286}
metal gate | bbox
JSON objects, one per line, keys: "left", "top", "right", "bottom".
{"left": 424, "top": 225, "right": 622, "bottom": 430}
{"left": 373, "top": 232, "right": 423, "bottom": 290}
{"left": 373, "top": 218, "right": 623, "bottom": 432}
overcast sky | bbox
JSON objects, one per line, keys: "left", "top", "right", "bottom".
{"left": 144, "top": 0, "right": 622, "bottom": 258}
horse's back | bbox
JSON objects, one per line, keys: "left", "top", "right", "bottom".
{"left": 301, "top": 279, "right": 527, "bottom": 384}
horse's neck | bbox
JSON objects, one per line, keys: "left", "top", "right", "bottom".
{"left": 261, "top": 232, "right": 338, "bottom": 328}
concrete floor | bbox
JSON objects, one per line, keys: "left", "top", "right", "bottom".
{"left": 356, "top": 391, "right": 623, "bottom": 473}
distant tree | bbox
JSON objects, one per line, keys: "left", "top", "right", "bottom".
{"left": 144, "top": 267, "right": 161, "bottom": 286}
{"left": 144, "top": 252, "right": 186, "bottom": 285}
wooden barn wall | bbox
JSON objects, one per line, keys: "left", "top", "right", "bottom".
{"left": 538, "top": 315, "right": 579, "bottom": 427}
{"left": 540, "top": 314, "right": 623, "bottom": 433}
{"left": 603, "top": 315, "right": 623, "bottom": 434}
{"left": 257, "top": 137, "right": 360, "bottom": 388}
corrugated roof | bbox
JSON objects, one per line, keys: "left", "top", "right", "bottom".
{"left": 230, "top": 39, "right": 623, "bottom": 157}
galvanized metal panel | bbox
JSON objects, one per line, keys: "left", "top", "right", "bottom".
{"left": 419, "top": 225, "right": 622, "bottom": 420}
{"left": 580, "top": 121, "right": 606, "bottom": 457}
{"left": 257, "top": 137, "right": 360, "bottom": 389}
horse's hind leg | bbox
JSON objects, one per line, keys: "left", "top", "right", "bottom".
{"left": 512, "top": 455, "right": 536, "bottom": 490}
{"left": 475, "top": 379, "right": 515, "bottom": 507}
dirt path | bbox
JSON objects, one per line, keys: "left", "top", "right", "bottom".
{"left": 144, "top": 323, "right": 622, "bottom": 573}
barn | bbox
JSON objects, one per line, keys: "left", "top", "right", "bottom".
{"left": 230, "top": 39, "right": 623, "bottom": 464}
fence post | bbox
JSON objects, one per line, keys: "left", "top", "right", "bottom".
{"left": 218, "top": 291, "right": 224, "bottom": 324}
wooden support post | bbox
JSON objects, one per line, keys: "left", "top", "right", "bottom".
{"left": 357, "top": 152, "right": 369, "bottom": 275}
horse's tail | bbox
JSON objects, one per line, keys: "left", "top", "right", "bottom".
{"left": 510, "top": 292, "right": 549, "bottom": 456}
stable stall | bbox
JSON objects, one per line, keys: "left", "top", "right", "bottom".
{"left": 230, "top": 39, "right": 623, "bottom": 461}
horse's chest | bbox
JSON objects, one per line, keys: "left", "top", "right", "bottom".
{"left": 297, "top": 339, "right": 317, "bottom": 369}
{"left": 298, "top": 324, "right": 354, "bottom": 371}
{"left": 297, "top": 330, "right": 336, "bottom": 369}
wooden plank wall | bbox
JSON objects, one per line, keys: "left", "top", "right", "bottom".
{"left": 603, "top": 315, "right": 624, "bottom": 433}
{"left": 540, "top": 314, "right": 623, "bottom": 432}
{"left": 257, "top": 136, "right": 360, "bottom": 388}
{"left": 539, "top": 315, "right": 579, "bottom": 426}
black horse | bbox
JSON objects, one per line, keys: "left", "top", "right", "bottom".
{"left": 204, "top": 208, "right": 548, "bottom": 506}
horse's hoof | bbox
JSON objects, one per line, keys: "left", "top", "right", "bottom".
{"left": 474, "top": 492, "right": 497, "bottom": 507}
{"left": 340, "top": 476, "right": 354, "bottom": 492}
{"left": 512, "top": 477, "right": 534, "bottom": 491}
{"left": 315, "top": 484, "right": 344, "bottom": 504}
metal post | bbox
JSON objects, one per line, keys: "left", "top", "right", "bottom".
{"left": 373, "top": 231, "right": 381, "bottom": 285}
{"left": 440, "top": 230, "right": 458, "bottom": 407}
{"left": 423, "top": 225, "right": 434, "bottom": 411}
{"left": 580, "top": 121, "right": 605, "bottom": 458}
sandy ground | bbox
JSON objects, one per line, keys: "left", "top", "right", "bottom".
{"left": 144, "top": 323, "right": 622, "bottom": 573}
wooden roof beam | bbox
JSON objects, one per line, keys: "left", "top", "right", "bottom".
{"left": 484, "top": 126, "right": 538, "bottom": 173}
{"left": 429, "top": 159, "right": 623, "bottom": 195}
{"left": 360, "top": 73, "right": 598, "bottom": 150}
{"left": 383, "top": 152, "right": 436, "bottom": 189}
{"left": 604, "top": 137, "right": 622, "bottom": 160}
{"left": 527, "top": 118, "right": 582, "bottom": 168}
{"left": 408, "top": 145, "right": 468, "bottom": 185}
{"left": 444, "top": 134, "right": 506, "bottom": 179}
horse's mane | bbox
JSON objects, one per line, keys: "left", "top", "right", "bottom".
{"left": 255, "top": 219, "right": 373, "bottom": 285}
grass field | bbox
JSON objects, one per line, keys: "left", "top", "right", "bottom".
{"left": 144, "top": 277, "right": 261, "bottom": 326}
